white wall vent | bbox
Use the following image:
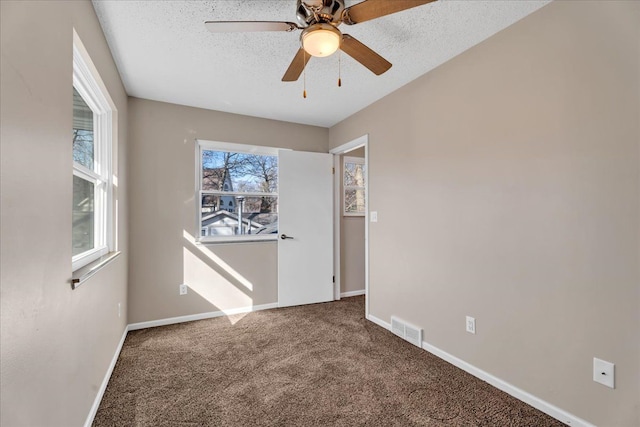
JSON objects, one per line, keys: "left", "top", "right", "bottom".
{"left": 390, "top": 316, "right": 422, "bottom": 347}
{"left": 391, "top": 317, "right": 405, "bottom": 337}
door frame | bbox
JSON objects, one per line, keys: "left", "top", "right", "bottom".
{"left": 329, "top": 134, "right": 369, "bottom": 318}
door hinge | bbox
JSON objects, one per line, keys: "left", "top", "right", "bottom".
{"left": 333, "top": 275, "right": 335, "bottom": 283}
{"left": 332, "top": 167, "right": 335, "bottom": 174}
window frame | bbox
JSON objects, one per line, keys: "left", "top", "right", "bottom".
{"left": 196, "top": 140, "right": 282, "bottom": 243}
{"left": 343, "top": 156, "right": 366, "bottom": 217}
{"left": 72, "top": 31, "right": 115, "bottom": 271}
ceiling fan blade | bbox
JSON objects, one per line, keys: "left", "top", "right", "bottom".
{"left": 282, "top": 48, "right": 311, "bottom": 82}
{"left": 205, "top": 21, "right": 301, "bottom": 33}
{"left": 340, "top": 34, "right": 392, "bottom": 76}
{"left": 343, "top": 0, "right": 436, "bottom": 25}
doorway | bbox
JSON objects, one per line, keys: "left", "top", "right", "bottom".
{"left": 330, "top": 135, "right": 369, "bottom": 318}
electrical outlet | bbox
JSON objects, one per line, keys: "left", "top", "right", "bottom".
{"left": 593, "top": 357, "right": 615, "bottom": 388}
{"left": 179, "top": 284, "right": 188, "bottom": 295}
{"left": 118, "top": 302, "right": 122, "bottom": 318}
{"left": 466, "top": 316, "right": 476, "bottom": 334}
{"left": 370, "top": 211, "right": 378, "bottom": 222}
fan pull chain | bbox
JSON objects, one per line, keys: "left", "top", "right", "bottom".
{"left": 303, "top": 50, "right": 307, "bottom": 99}
{"left": 338, "top": 50, "right": 342, "bottom": 87}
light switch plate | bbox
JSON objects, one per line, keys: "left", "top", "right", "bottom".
{"left": 370, "top": 211, "right": 378, "bottom": 222}
{"left": 593, "top": 357, "right": 615, "bottom": 389}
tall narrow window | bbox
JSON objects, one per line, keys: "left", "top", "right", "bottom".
{"left": 72, "top": 32, "right": 115, "bottom": 271}
{"left": 197, "top": 141, "right": 279, "bottom": 242}
{"left": 343, "top": 156, "right": 366, "bottom": 216}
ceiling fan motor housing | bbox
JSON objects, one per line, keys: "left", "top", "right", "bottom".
{"left": 297, "top": 0, "right": 345, "bottom": 27}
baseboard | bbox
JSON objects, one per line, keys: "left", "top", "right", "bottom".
{"left": 366, "top": 313, "right": 391, "bottom": 330}
{"left": 366, "top": 314, "right": 594, "bottom": 427}
{"left": 127, "top": 302, "right": 279, "bottom": 331}
{"left": 340, "top": 289, "right": 365, "bottom": 298}
{"left": 84, "top": 326, "right": 128, "bottom": 427}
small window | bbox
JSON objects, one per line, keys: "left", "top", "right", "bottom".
{"left": 72, "top": 32, "right": 115, "bottom": 271}
{"left": 198, "top": 141, "right": 279, "bottom": 242}
{"left": 343, "top": 156, "right": 366, "bottom": 216}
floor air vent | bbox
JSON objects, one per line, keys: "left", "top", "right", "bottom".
{"left": 390, "top": 316, "right": 422, "bottom": 347}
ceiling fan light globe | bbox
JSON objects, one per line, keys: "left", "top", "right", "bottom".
{"left": 301, "top": 24, "right": 341, "bottom": 58}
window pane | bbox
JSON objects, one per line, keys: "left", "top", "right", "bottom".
{"left": 344, "top": 162, "right": 365, "bottom": 187}
{"left": 345, "top": 188, "right": 365, "bottom": 214}
{"left": 201, "top": 195, "right": 278, "bottom": 236}
{"left": 202, "top": 150, "right": 277, "bottom": 193}
{"left": 73, "top": 175, "right": 95, "bottom": 255}
{"left": 73, "top": 88, "right": 94, "bottom": 170}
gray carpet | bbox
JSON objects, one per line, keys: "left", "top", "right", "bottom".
{"left": 94, "top": 297, "right": 564, "bottom": 426}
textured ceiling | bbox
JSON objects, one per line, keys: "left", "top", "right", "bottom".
{"left": 92, "top": 0, "right": 550, "bottom": 127}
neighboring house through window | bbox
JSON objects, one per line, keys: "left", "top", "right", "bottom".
{"left": 343, "top": 156, "right": 366, "bottom": 216}
{"left": 198, "top": 140, "right": 279, "bottom": 242}
{"left": 72, "top": 31, "right": 115, "bottom": 271}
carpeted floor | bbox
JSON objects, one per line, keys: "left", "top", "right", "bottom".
{"left": 94, "top": 296, "right": 564, "bottom": 426}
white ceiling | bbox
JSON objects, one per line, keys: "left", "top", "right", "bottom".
{"left": 92, "top": 0, "right": 550, "bottom": 127}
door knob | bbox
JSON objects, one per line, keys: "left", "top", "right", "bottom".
{"left": 280, "top": 234, "right": 294, "bottom": 240}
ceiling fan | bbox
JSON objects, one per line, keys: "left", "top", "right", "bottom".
{"left": 205, "top": 0, "right": 437, "bottom": 83}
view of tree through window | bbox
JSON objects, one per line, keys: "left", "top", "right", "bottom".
{"left": 73, "top": 88, "right": 94, "bottom": 169}
{"left": 344, "top": 157, "right": 366, "bottom": 215}
{"left": 200, "top": 149, "right": 278, "bottom": 238}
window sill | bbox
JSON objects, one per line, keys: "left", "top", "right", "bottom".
{"left": 198, "top": 236, "right": 278, "bottom": 245}
{"left": 71, "top": 251, "right": 121, "bottom": 289}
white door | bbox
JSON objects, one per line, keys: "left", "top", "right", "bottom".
{"left": 278, "top": 150, "right": 333, "bottom": 307}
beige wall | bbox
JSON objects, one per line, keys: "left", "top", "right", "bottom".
{"left": 127, "top": 98, "right": 328, "bottom": 323}
{"left": 340, "top": 148, "right": 365, "bottom": 294}
{"left": 0, "top": 1, "right": 129, "bottom": 426}
{"left": 330, "top": 1, "right": 639, "bottom": 426}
